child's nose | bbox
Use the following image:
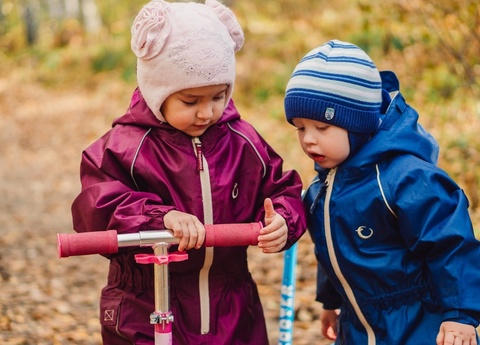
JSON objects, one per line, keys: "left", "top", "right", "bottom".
{"left": 196, "top": 104, "right": 214, "bottom": 119}
{"left": 302, "top": 129, "right": 316, "bottom": 145}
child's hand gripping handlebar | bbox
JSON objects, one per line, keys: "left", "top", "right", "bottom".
{"left": 57, "top": 222, "right": 262, "bottom": 258}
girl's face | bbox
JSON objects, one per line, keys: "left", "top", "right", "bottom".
{"left": 161, "top": 84, "right": 229, "bottom": 137}
{"left": 292, "top": 117, "right": 350, "bottom": 169}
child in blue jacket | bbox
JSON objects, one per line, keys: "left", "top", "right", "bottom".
{"left": 284, "top": 39, "right": 480, "bottom": 344}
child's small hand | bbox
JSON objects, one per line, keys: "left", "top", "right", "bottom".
{"left": 258, "top": 198, "right": 288, "bottom": 253}
{"left": 436, "top": 321, "right": 477, "bottom": 345}
{"left": 320, "top": 309, "right": 338, "bottom": 340}
{"left": 163, "top": 210, "right": 205, "bottom": 251}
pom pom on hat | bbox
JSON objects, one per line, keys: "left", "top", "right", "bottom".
{"left": 284, "top": 40, "right": 382, "bottom": 134}
{"left": 131, "top": 0, "right": 244, "bottom": 121}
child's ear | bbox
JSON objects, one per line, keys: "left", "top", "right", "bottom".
{"left": 205, "top": 0, "right": 244, "bottom": 52}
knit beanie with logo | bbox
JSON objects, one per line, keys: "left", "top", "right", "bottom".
{"left": 131, "top": 0, "right": 244, "bottom": 122}
{"left": 284, "top": 40, "right": 383, "bottom": 156}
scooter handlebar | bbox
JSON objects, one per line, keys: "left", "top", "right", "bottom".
{"left": 57, "top": 222, "right": 262, "bottom": 258}
{"left": 57, "top": 230, "right": 119, "bottom": 258}
{"left": 203, "top": 222, "right": 262, "bottom": 247}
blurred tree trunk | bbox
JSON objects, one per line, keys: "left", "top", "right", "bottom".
{"left": 44, "top": 0, "right": 101, "bottom": 46}
{"left": 23, "top": 0, "right": 39, "bottom": 45}
{"left": 80, "top": 0, "right": 101, "bottom": 33}
{"left": 47, "top": 0, "right": 100, "bottom": 31}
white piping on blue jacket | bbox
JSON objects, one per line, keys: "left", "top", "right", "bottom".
{"left": 324, "top": 167, "right": 376, "bottom": 345}
{"left": 375, "top": 164, "right": 398, "bottom": 219}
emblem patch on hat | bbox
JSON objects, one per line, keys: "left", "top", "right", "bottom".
{"left": 325, "top": 107, "right": 335, "bottom": 120}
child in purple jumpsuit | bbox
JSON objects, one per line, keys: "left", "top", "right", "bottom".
{"left": 71, "top": 0, "right": 307, "bottom": 344}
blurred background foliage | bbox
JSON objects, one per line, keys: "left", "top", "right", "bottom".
{"left": 1, "top": 0, "right": 479, "bottom": 232}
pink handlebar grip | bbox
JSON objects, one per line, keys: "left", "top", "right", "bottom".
{"left": 57, "top": 230, "right": 119, "bottom": 258}
{"left": 203, "top": 222, "right": 262, "bottom": 247}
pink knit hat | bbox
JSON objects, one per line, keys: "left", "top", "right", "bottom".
{"left": 131, "top": 0, "right": 244, "bottom": 122}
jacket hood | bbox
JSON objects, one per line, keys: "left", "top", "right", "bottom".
{"left": 316, "top": 71, "right": 439, "bottom": 176}
{"left": 112, "top": 87, "right": 241, "bottom": 130}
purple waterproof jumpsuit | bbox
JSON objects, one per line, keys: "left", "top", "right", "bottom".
{"left": 71, "top": 89, "right": 307, "bottom": 345}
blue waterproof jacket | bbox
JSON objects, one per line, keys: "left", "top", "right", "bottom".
{"left": 305, "top": 71, "right": 480, "bottom": 344}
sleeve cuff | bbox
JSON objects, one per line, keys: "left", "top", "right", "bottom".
{"left": 443, "top": 310, "right": 480, "bottom": 328}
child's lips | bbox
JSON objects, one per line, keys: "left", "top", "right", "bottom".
{"left": 308, "top": 152, "right": 326, "bottom": 162}
{"left": 193, "top": 123, "right": 210, "bottom": 131}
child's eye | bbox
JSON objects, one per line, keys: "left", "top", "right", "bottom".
{"left": 182, "top": 100, "right": 197, "bottom": 106}
{"left": 213, "top": 94, "right": 226, "bottom": 101}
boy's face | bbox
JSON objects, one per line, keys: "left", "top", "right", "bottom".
{"left": 292, "top": 117, "right": 350, "bottom": 169}
{"left": 161, "top": 84, "right": 229, "bottom": 137}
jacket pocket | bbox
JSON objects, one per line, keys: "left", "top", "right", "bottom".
{"left": 100, "top": 293, "right": 123, "bottom": 327}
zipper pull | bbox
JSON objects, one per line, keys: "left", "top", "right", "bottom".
{"left": 310, "top": 168, "right": 336, "bottom": 214}
{"left": 324, "top": 167, "right": 336, "bottom": 186}
{"left": 193, "top": 137, "right": 204, "bottom": 171}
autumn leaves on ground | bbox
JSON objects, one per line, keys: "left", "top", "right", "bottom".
{"left": 0, "top": 0, "right": 479, "bottom": 344}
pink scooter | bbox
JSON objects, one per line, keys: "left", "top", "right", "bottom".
{"left": 57, "top": 223, "right": 262, "bottom": 345}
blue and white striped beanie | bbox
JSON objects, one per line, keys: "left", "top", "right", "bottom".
{"left": 284, "top": 40, "right": 382, "bottom": 134}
